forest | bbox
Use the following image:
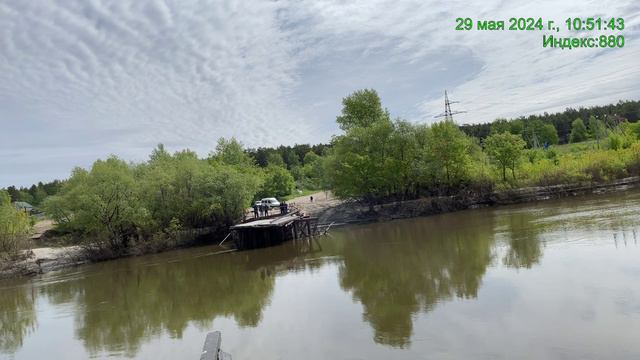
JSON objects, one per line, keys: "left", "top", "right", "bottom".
{"left": 2, "top": 90, "right": 640, "bottom": 260}
{"left": 459, "top": 100, "right": 640, "bottom": 143}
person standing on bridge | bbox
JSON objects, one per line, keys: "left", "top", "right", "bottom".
{"left": 253, "top": 203, "right": 259, "bottom": 218}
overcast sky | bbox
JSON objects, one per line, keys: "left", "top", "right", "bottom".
{"left": 1, "top": 0, "right": 639, "bottom": 187}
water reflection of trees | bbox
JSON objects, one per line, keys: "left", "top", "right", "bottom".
{"left": 0, "top": 281, "right": 37, "bottom": 355}
{"left": 336, "top": 211, "right": 496, "bottom": 348}
{"left": 497, "top": 209, "right": 544, "bottom": 269}
{"left": 5, "top": 200, "right": 600, "bottom": 357}
{"left": 39, "top": 249, "right": 278, "bottom": 357}
{"left": 0, "top": 239, "right": 334, "bottom": 358}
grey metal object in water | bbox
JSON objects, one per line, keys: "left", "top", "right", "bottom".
{"left": 200, "top": 332, "right": 232, "bottom": 360}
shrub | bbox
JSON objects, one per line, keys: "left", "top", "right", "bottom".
{"left": 608, "top": 133, "right": 622, "bottom": 150}
{"left": 0, "top": 191, "right": 31, "bottom": 256}
{"left": 582, "top": 151, "right": 626, "bottom": 182}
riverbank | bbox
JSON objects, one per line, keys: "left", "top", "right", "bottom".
{"left": 0, "top": 246, "right": 87, "bottom": 279}
{"left": 305, "top": 176, "right": 640, "bottom": 226}
{"left": 3, "top": 176, "right": 640, "bottom": 280}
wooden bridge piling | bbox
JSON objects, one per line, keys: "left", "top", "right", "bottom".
{"left": 230, "top": 213, "right": 319, "bottom": 250}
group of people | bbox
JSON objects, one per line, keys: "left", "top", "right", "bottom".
{"left": 252, "top": 201, "right": 290, "bottom": 218}
{"left": 278, "top": 201, "right": 289, "bottom": 214}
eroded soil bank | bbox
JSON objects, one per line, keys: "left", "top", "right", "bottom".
{"left": 308, "top": 176, "right": 640, "bottom": 226}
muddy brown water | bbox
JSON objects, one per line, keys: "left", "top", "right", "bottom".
{"left": 2, "top": 190, "right": 640, "bottom": 359}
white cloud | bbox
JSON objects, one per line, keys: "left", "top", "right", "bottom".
{"left": 1, "top": 0, "right": 639, "bottom": 186}
{"left": 1, "top": 2, "right": 303, "bottom": 133}
{"left": 279, "top": 0, "right": 640, "bottom": 122}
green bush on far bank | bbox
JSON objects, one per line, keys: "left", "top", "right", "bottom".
{"left": 519, "top": 143, "right": 640, "bottom": 186}
{"left": 43, "top": 140, "right": 264, "bottom": 256}
{"left": 0, "top": 190, "right": 31, "bottom": 258}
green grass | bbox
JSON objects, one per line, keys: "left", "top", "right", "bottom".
{"left": 518, "top": 142, "right": 640, "bottom": 187}
{"left": 552, "top": 140, "right": 601, "bottom": 154}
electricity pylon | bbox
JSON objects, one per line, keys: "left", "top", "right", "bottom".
{"left": 434, "top": 90, "right": 466, "bottom": 122}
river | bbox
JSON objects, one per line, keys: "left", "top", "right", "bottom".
{"left": 1, "top": 190, "right": 640, "bottom": 359}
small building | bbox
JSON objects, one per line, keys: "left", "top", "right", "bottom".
{"left": 13, "top": 201, "right": 35, "bottom": 214}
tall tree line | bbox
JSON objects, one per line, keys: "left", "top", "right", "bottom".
{"left": 247, "top": 144, "right": 331, "bottom": 169}
{"left": 322, "top": 90, "right": 640, "bottom": 205}
{"left": 460, "top": 100, "right": 640, "bottom": 143}
{"left": 5, "top": 180, "right": 64, "bottom": 206}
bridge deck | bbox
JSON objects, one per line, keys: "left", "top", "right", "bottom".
{"left": 230, "top": 213, "right": 318, "bottom": 250}
{"left": 230, "top": 213, "right": 300, "bottom": 229}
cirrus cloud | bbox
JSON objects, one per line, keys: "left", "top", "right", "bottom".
{"left": 1, "top": 0, "right": 639, "bottom": 186}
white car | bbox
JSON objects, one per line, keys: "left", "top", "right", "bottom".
{"left": 260, "top": 197, "right": 280, "bottom": 208}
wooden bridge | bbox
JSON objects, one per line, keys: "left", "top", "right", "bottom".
{"left": 230, "top": 212, "right": 319, "bottom": 250}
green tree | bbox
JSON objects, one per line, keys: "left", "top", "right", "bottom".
{"left": 490, "top": 118, "right": 524, "bottom": 137}
{"left": 281, "top": 148, "right": 301, "bottom": 169}
{"left": 523, "top": 120, "right": 558, "bottom": 147}
{"left": 509, "top": 119, "right": 525, "bottom": 137}
{"left": 258, "top": 166, "right": 295, "bottom": 199}
{"left": 490, "top": 118, "right": 511, "bottom": 135}
{"left": 46, "top": 142, "right": 264, "bottom": 252}
{"left": 587, "top": 116, "right": 607, "bottom": 148}
{"left": 140, "top": 145, "right": 262, "bottom": 228}
{"left": 300, "top": 151, "right": 324, "bottom": 190}
{"left": 0, "top": 190, "right": 31, "bottom": 255}
{"left": 424, "top": 121, "right": 472, "bottom": 186}
{"left": 5, "top": 186, "right": 19, "bottom": 202}
{"left": 31, "top": 187, "right": 48, "bottom": 206}
{"left": 484, "top": 132, "right": 526, "bottom": 181}
{"left": 539, "top": 124, "right": 559, "bottom": 145}
{"left": 570, "top": 118, "right": 588, "bottom": 143}
{"left": 137, "top": 149, "right": 206, "bottom": 228}
{"left": 16, "top": 191, "right": 34, "bottom": 204}
{"left": 387, "top": 120, "right": 421, "bottom": 197}
{"left": 44, "top": 157, "right": 149, "bottom": 251}
{"left": 329, "top": 89, "right": 394, "bottom": 204}
{"left": 209, "top": 164, "right": 263, "bottom": 223}
{"left": 336, "top": 89, "right": 388, "bottom": 131}
{"left": 266, "top": 153, "right": 285, "bottom": 167}
{"left": 211, "top": 138, "right": 254, "bottom": 167}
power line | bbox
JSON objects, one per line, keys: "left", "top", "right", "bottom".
{"left": 434, "top": 90, "right": 467, "bottom": 122}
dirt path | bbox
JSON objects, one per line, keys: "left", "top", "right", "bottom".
{"left": 283, "top": 191, "right": 370, "bottom": 224}
{"left": 0, "top": 220, "right": 88, "bottom": 279}
{"left": 285, "top": 191, "right": 343, "bottom": 217}
{"left": 31, "top": 219, "right": 54, "bottom": 239}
